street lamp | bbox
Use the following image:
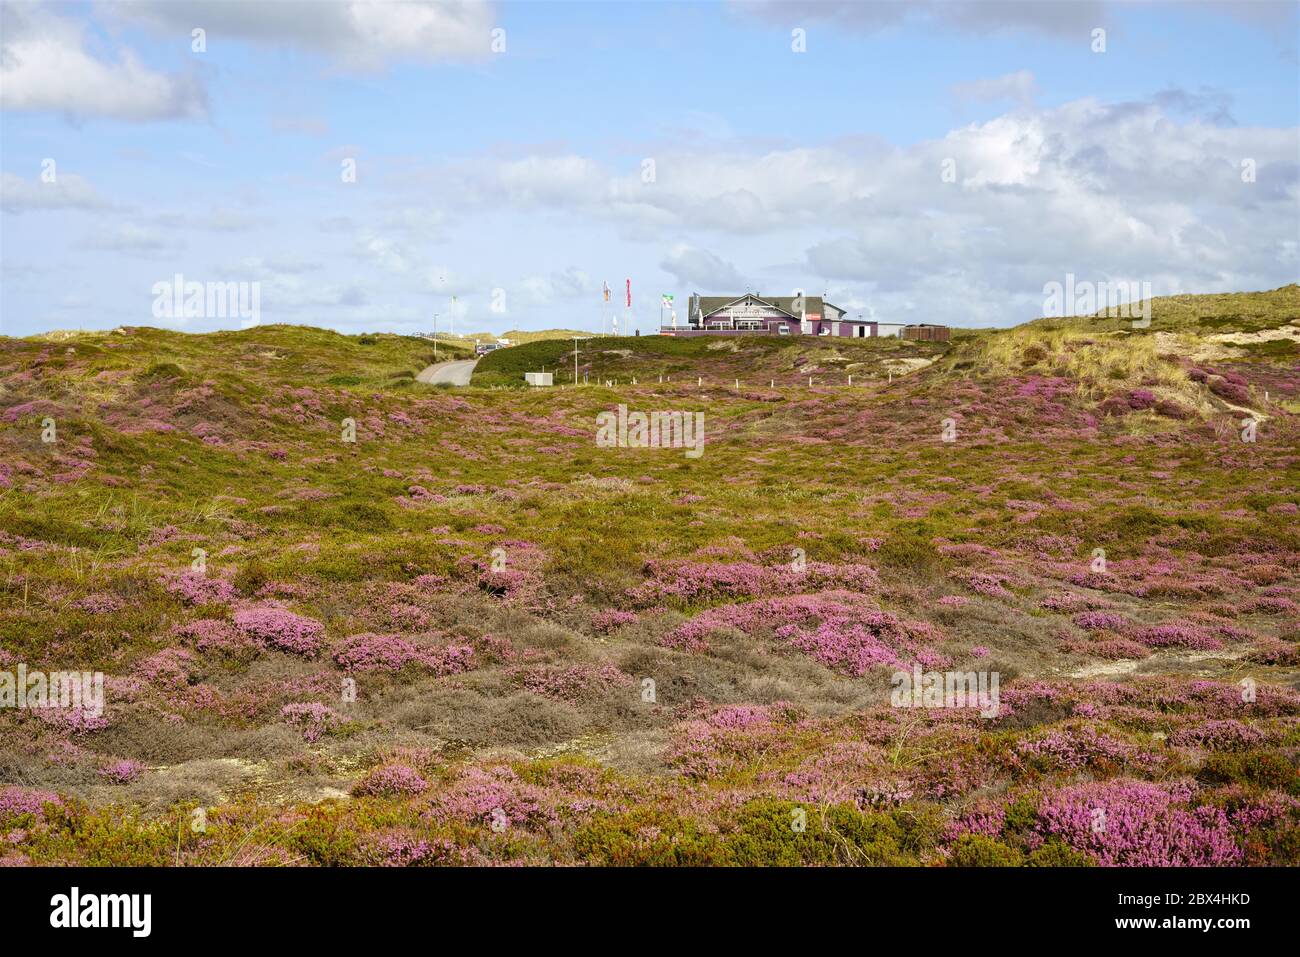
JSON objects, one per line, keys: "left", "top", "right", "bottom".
{"left": 432, "top": 314, "right": 438, "bottom": 360}
{"left": 572, "top": 336, "right": 592, "bottom": 385}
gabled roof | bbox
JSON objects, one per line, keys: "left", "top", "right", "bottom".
{"left": 694, "top": 294, "right": 846, "bottom": 318}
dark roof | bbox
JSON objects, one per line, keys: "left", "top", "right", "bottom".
{"left": 694, "top": 294, "right": 847, "bottom": 318}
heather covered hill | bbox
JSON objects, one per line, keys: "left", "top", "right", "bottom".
{"left": 17, "top": 324, "right": 470, "bottom": 392}
{"left": 0, "top": 288, "right": 1298, "bottom": 866}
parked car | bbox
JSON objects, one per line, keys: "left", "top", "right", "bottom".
{"left": 474, "top": 342, "right": 504, "bottom": 356}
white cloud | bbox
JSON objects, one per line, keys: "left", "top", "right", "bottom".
{"left": 0, "top": 171, "right": 109, "bottom": 212}
{"left": 79, "top": 222, "right": 172, "bottom": 252}
{"left": 0, "top": 2, "right": 207, "bottom": 121}
{"left": 952, "top": 70, "right": 1038, "bottom": 106}
{"left": 411, "top": 90, "right": 1297, "bottom": 325}
{"left": 356, "top": 231, "right": 416, "bottom": 274}
{"left": 517, "top": 267, "right": 593, "bottom": 307}
{"left": 111, "top": 0, "right": 498, "bottom": 71}
{"left": 736, "top": 0, "right": 1107, "bottom": 39}
{"left": 659, "top": 245, "right": 748, "bottom": 291}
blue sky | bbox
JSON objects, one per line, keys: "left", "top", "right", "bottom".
{"left": 2, "top": 0, "right": 1297, "bottom": 337}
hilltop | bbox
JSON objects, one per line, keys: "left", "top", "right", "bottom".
{"left": 456, "top": 329, "right": 609, "bottom": 346}
{"left": 471, "top": 330, "right": 950, "bottom": 388}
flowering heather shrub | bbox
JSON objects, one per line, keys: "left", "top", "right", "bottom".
{"left": 1014, "top": 726, "right": 1160, "bottom": 773}
{"left": 1155, "top": 399, "right": 1193, "bottom": 419}
{"left": 388, "top": 603, "right": 431, "bottom": 629}
{"left": 163, "top": 572, "right": 238, "bottom": 606}
{"left": 1208, "top": 377, "right": 1251, "bottom": 404}
{"left": 1247, "top": 641, "right": 1300, "bottom": 666}
{"left": 1168, "top": 720, "right": 1266, "bottom": 751}
{"left": 1040, "top": 592, "right": 1090, "bottom": 612}
{"left": 669, "top": 705, "right": 802, "bottom": 781}
{"left": 1034, "top": 779, "right": 1242, "bottom": 866}
{"left": 970, "top": 646, "right": 990, "bottom": 658}
{"left": 425, "top": 765, "right": 554, "bottom": 829}
{"left": 509, "top": 663, "right": 632, "bottom": 701}
{"left": 234, "top": 608, "right": 325, "bottom": 656}
{"left": 134, "top": 647, "right": 197, "bottom": 692}
{"left": 629, "top": 558, "right": 878, "bottom": 606}
{"left": 173, "top": 618, "right": 252, "bottom": 655}
{"left": 332, "top": 633, "right": 428, "bottom": 672}
{"left": 943, "top": 802, "right": 1006, "bottom": 842}
{"left": 590, "top": 609, "right": 638, "bottom": 633}
{"left": 665, "top": 591, "right": 940, "bottom": 676}
{"left": 1127, "top": 389, "right": 1157, "bottom": 410}
{"left": 98, "top": 759, "right": 145, "bottom": 784}
{"left": 1211, "top": 787, "right": 1300, "bottom": 832}
{"left": 709, "top": 704, "right": 786, "bottom": 729}
{"left": 423, "top": 644, "right": 476, "bottom": 677}
{"left": 1073, "top": 611, "right": 1130, "bottom": 633}
{"left": 936, "top": 595, "right": 970, "bottom": 608}
{"left": 470, "top": 633, "right": 518, "bottom": 665}
{"left": 280, "top": 702, "right": 343, "bottom": 743}
{"left": 412, "top": 573, "right": 453, "bottom": 593}
{"left": 356, "top": 830, "right": 484, "bottom": 867}
{"left": 775, "top": 612, "right": 908, "bottom": 675}
{"left": 456, "top": 553, "right": 541, "bottom": 602}
{"left": 951, "top": 570, "right": 1013, "bottom": 600}
{"left": 0, "top": 787, "right": 62, "bottom": 822}
{"left": 1249, "top": 596, "right": 1300, "bottom": 615}
{"left": 1134, "top": 623, "right": 1223, "bottom": 650}
{"left": 32, "top": 707, "right": 109, "bottom": 735}
{"left": 1004, "top": 677, "right": 1300, "bottom": 723}
{"left": 73, "top": 593, "right": 124, "bottom": 614}
{"left": 352, "top": 764, "right": 429, "bottom": 797}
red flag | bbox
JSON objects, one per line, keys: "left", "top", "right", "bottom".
{"left": 626, "top": 279, "right": 631, "bottom": 308}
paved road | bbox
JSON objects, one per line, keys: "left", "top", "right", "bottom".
{"left": 416, "top": 358, "right": 478, "bottom": 385}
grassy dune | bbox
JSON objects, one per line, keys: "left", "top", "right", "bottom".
{"left": 0, "top": 288, "right": 1297, "bottom": 866}
{"left": 472, "top": 333, "right": 950, "bottom": 388}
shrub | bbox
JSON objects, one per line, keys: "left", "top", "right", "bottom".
{"left": 1168, "top": 720, "right": 1265, "bottom": 751}
{"left": 98, "top": 760, "right": 146, "bottom": 784}
{"left": 724, "top": 800, "right": 909, "bottom": 866}
{"left": 281, "top": 702, "right": 344, "bottom": 742}
{"left": 0, "top": 787, "right": 63, "bottom": 823}
{"left": 1034, "top": 779, "right": 1242, "bottom": 866}
{"left": 1198, "top": 751, "right": 1299, "bottom": 795}
{"left": 1073, "top": 611, "right": 1129, "bottom": 633}
{"left": 234, "top": 608, "right": 325, "bottom": 656}
{"left": 573, "top": 811, "right": 727, "bottom": 866}
{"left": 1026, "top": 839, "right": 1096, "bottom": 867}
{"left": 1209, "top": 377, "right": 1250, "bottom": 404}
{"left": 164, "top": 572, "right": 237, "bottom": 606}
{"left": 948, "top": 834, "right": 1024, "bottom": 867}
{"left": 352, "top": 764, "right": 429, "bottom": 797}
